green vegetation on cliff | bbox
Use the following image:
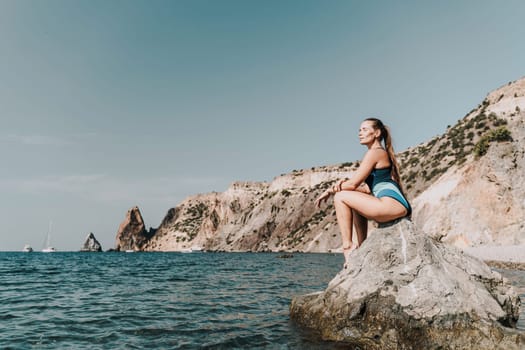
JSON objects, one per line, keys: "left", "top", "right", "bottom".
{"left": 398, "top": 108, "right": 512, "bottom": 197}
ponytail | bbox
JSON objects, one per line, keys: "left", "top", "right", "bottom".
{"left": 364, "top": 118, "right": 405, "bottom": 192}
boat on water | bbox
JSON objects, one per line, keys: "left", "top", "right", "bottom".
{"left": 22, "top": 244, "right": 33, "bottom": 253}
{"left": 42, "top": 221, "right": 56, "bottom": 253}
{"left": 181, "top": 246, "right": 203, "bottom": 253}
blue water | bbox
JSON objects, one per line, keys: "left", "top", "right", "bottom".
{"left": 0, "top": 252, "right": 346, "bottom": 349}
{"left": 0, "top": 252, "right": 523, "bottom": 349}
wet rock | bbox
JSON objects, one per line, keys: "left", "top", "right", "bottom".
{"left": 485, "top": 260, "right": 525, "bottom": 271}
{"left": 290, "top": 219, "right": 524, "bottom": 349}
{"left": 80, "top": 232, "right": 102, "bottom": 252}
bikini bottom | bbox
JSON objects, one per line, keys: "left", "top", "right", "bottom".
{"left": 374, "top": 182, "right": 412, "bottom": 216}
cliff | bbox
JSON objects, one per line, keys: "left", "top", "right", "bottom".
{"left": 115, "top": 206, "right": 155, "bottom": 251}
{"left": 117, "top": 76, "right": 525, "bottom": 252}
{"left": 143, "top": 170, "right": 356, "bottom": 252}
{"left": 410, "top": 78, "right": 525, "bottom": 246}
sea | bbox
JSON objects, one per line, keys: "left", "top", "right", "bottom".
{"left": 1, "top": 252, "right": 524, "bottom": 350}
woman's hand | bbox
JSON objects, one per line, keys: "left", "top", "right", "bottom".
{"left": 335, "top": 179, "right": 347, "bottom": 191}
{"left": 355, "top": 182, "right": 371, "bottom": 194}
{"left": 315, "top": 189, "right": 334, "bottom": 208}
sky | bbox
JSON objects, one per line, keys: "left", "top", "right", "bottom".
{"left": 1, "top": 0, "right": 524, "bottom": 251}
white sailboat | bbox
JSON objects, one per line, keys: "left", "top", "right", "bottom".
{"left": 42, "top": 221, "right": 56, "bottom": 253}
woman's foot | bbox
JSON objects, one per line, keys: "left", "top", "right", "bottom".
{"left": 343, "top": 243, "right": 358, "bottom": 269}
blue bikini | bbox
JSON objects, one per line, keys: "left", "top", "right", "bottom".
{"left": 365, "top": 167, "right": 411, "bottom": 217}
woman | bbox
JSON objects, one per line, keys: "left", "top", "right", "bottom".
{"left": 315, "top": 118, "right": 411, "bottom": 268}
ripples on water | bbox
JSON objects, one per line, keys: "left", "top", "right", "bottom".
{"left": 0, "top": 252, "right": 346, "bottom": 349}
{"left": 0, "top": 252, "right": 523, "bottom": 349}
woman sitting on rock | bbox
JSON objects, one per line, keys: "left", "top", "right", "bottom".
{"left": 315, "top": 118, "right": 411, "bottom": 268}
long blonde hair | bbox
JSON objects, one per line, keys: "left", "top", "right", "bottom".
{"left": 365, "top": 118, "right": 404, "bottom": 191}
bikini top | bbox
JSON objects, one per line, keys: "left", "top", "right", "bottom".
{"left": 365, "top": 166, "right": 397, "bottom": 190}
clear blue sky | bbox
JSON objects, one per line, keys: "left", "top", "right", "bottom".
{"left": 1, "top": 0, "right": 524, "bottom": 251}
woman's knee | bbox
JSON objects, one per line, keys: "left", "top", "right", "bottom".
{"left": 334, "top": 191, "right": 352, "bottom": 206}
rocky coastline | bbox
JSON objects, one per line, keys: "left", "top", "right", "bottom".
{"left": 109, "top": 77, "right": 525, "bottom": 348}
{"left": 114, "top": 77, "right": 525, "bottom": 256}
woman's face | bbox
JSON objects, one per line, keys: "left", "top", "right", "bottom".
{"left": 358, "top": 121, "right": 379, "bottom": 145}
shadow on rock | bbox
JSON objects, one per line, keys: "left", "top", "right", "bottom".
{"left": 290, "top": 219, "right": 525, "bottom": 350}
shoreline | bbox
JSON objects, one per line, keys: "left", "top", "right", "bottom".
{"left": 463, "top": 245, "right": 525, "bottom": 270}
{"left": 6, "top": 245, "right": 525, "bottom": 271}
{"left": 485, "top": 260, "right": 525, "bottom": 271}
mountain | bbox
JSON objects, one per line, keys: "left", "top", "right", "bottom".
{"left": 409, "top": 77, "right": 524, "bottom": 246}
{"left": 116, "top": 77, "right": 525, "bottom": 252}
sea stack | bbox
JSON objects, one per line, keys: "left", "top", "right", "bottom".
{"left": 80, "top": 232, "right": 103, "bottom": 252}
{"left": 290, "top": 220, "right": 524, "bottom": 349}
{"left": 114, "top": 206, "right": 154, "bottom": 251}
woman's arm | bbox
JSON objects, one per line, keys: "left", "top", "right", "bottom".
{"left": 333, "top": 150, "right": 380, "bottom": 192}
{"left": 316, "top": 150, "right": 379, "bottom": 207}
{"left": 333, "top": 178, "right": 371, "bottom": 193}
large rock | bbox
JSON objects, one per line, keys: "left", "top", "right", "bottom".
{"left": 114, "top": 206, "right": 154, "bottom": 251}
{"left": 290, "top": 220, "right": 524, "bottom": 349}
{"left": 80, "top": 232, "right": 102, "bottom": 252}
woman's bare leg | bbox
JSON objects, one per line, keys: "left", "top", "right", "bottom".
{"left": 352, "top": 210, "right": 368, "bottom": 246}
{"left": 334, "top": 196, "right": 353, "bottom": 249}
{"left": 333, "top": 191, "right": 407, "bottom": 268}
{"left": 334, "top": 193, "right": 355, "bottom": 268}
{"left": 334, "top": 191, "right": 407, "bottom": 223}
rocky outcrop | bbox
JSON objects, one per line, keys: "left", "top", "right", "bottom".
{"left": 80, "top": 232, "right": 102, "bottom": 252}
{"left": 114, "top": 206, "right": 154, "bottom": 251}
{"left": 289, "top": 220, "right": 524, "bottom": 349}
